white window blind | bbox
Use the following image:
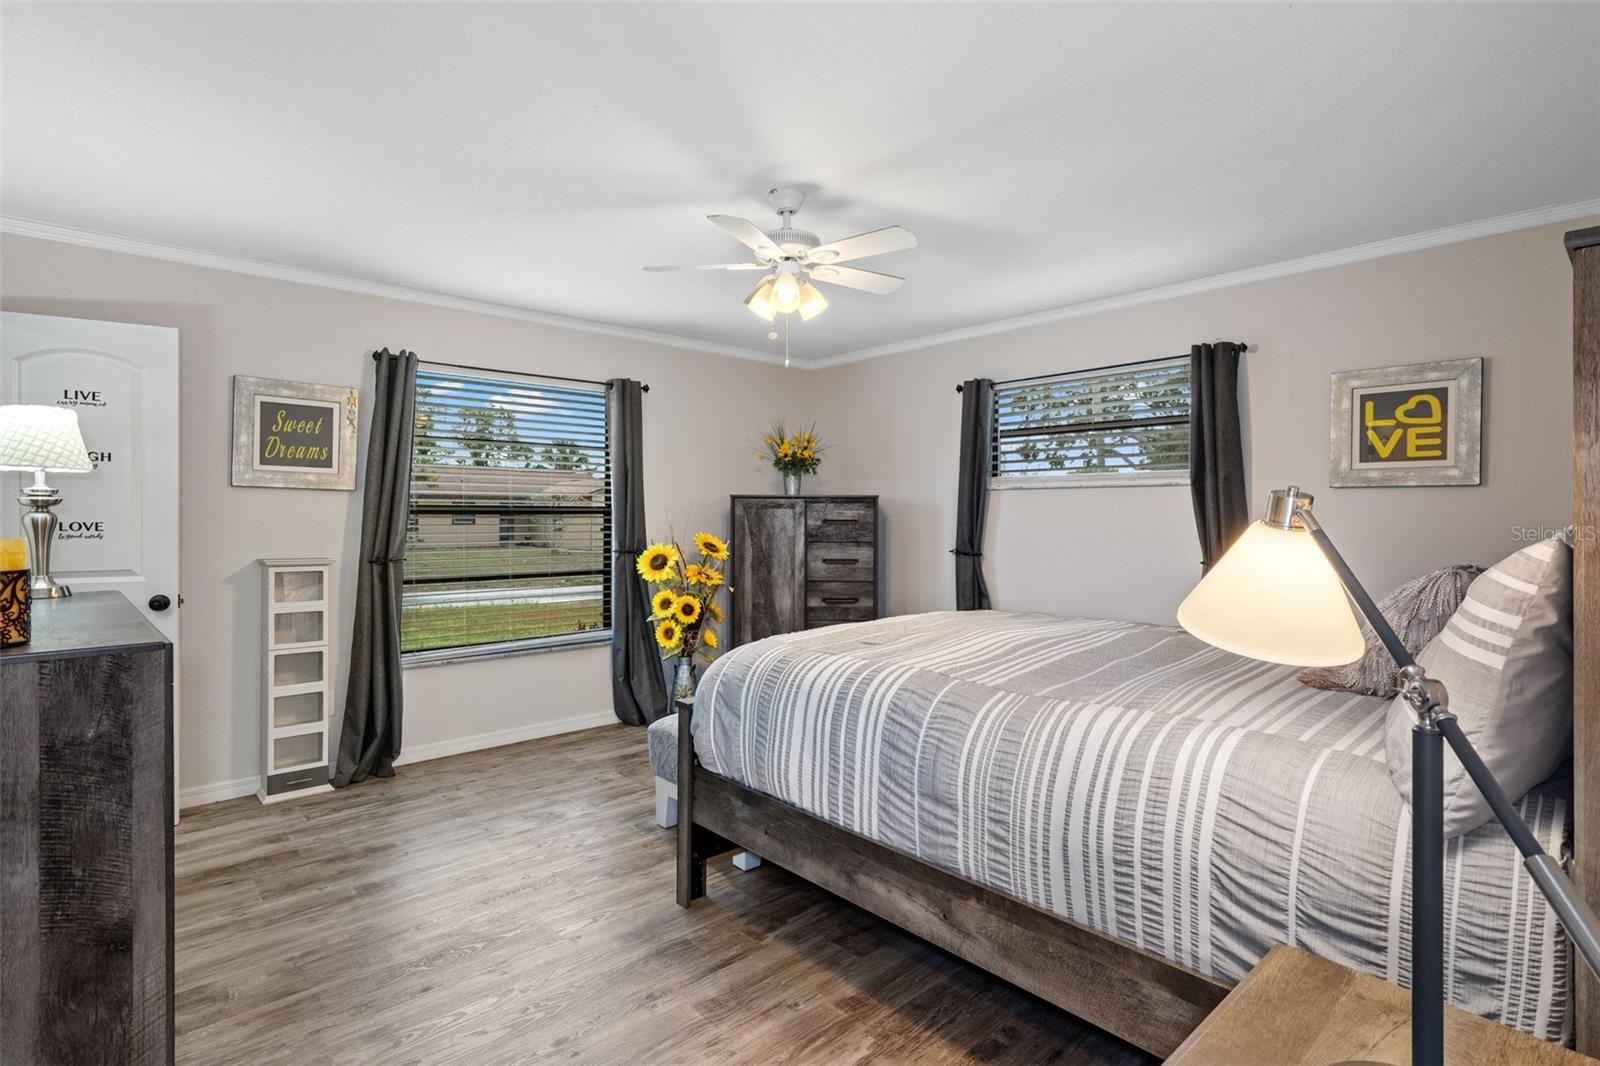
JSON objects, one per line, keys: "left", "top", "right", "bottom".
{"left": 991, "top": 357, "right": 1191, "bottom": 486}
{"left": 402, "top": 365, "right": 610, "bottom": 661}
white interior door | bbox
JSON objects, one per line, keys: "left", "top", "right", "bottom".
{"left": 1, "top": 311, "right": 181, "bottom": 812}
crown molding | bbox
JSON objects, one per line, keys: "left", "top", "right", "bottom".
{"left": 0, "top": 215, "right": 786, "bottom": 367}
{"left": 7, "top": 197, "right": 1597, "bottom": 372}
{"left": 809, "top": 197, "right": 1600, "bottom": 368}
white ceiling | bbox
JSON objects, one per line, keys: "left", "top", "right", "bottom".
{"left": 3, "top": 3, "right": 1597, "bottom": 365}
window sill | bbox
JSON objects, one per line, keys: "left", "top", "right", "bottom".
{"left": 402, "top": 630, "right": 612, "bottom": 669}
{"left": 992, "top": 474, "right": 1191, "bottom": 490}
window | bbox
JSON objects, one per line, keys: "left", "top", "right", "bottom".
{"left": 991, "top": 357, "right": 1191, "bottom": 487}
{"left": 402, "top": 365, "right": 610, "bottom": 662}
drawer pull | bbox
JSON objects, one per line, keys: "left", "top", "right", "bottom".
{"left": 821, "top": 518, "right": 857, "bottom": 525}
{"left": 821, "top": 597, "right": 860, "bottom": 605}
{"left": 821, "top": 557, "right": 858, "bottom": 565}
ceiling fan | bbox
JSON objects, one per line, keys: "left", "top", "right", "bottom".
{"left": 644, "top": 187, "right": 917, "bottom": 324}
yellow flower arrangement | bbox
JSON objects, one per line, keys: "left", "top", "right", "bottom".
{"left": 761, "top": 422, "right": 825, "bottom": 476}
{"left": 636, "top": 530, "right": 730, "bottom": 664}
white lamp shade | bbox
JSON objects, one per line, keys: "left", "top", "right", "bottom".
{"left": 744, "top": 276, "right": 778, "bottom": 322}
{"left": 771, "top": 272, "right": 801, "bottom": 313}
{"left": 0, "top": 405, "right": 94, "bottom": 473}
{"left": 797, "top": 280, "right": 828, "bottom": 322}
{"left": 1176, "top": 519, "right": 1366, "bottom": 667}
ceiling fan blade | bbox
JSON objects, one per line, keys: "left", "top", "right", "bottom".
{"left": 807, "top": 264, "right": 904, "bottom": 295}
{"left": 642, "top": 262, "right": 767, "bottom": 271}
{"left": 806, "top": 226, "right": 917, "bottom": 265}
{"left": 707, "top": 215, "right": 782, "bottom": 260}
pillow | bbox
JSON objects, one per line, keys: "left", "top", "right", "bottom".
{"left": 1384, "top": 537, "right": 1573, "bottom": 838}
{"left": 1299, "top": 564, "right": 1484, "bottom": 697}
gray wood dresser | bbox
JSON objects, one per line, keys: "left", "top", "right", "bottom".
{"left": 730, "top": 495, "right": 879, "bottom": 645}
{"left": 0, "top": 591, "right": 175, "bottom": 1066}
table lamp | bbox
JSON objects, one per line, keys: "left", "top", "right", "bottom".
{"left": 0, "top": 404, "right": 94, "bottom": 598}
{"left": 1178, "top": 486, "right": 1600, "bottom": 1066}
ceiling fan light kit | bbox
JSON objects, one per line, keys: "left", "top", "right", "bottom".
{"left": 645, "top": 186, "right": 917, "bottom": 336}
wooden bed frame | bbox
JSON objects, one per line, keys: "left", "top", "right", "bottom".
{"left": 676, "top": 225, "right": 1600, "bottom": 1059}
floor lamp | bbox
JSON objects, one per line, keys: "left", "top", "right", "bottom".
{"left": 1177, "top": 486, "right": 1600, "bottom": 1066}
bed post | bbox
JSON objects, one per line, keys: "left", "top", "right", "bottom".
{"left": 1569, "top": 224, "right": 1600, "bottom": 1056}
{"left": 675, "top": 696, "right": 706, "bottom": 905}
{"left": 674, "top": 696, "right": 737, "bottom": 905}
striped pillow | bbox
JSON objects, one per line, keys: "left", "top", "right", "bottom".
{"left": 1384, "top": 536, "right": 1573, "bottom": 838}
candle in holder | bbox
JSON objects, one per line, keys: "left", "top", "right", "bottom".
{"left": 0, "top": 537, "right": 30, "bottom": 646}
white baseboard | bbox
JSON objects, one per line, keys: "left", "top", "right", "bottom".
{"left": 178, "top": 711, "right": 617, "bottom": 811}
{"left": 394, "top": 711, "right": 617, "bottom": 766}
{"left": 179, "top": 775, "right": 259, "bottom": 809}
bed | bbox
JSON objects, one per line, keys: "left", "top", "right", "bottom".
{"left": 674, "top": 225, "right": 1600, "bottom": 1057}
{"left": 692, "top": 612, "right": 1571, "bottom": 1045}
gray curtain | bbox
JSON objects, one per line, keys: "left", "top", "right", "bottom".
{"left": 609, "top": 378, "right": 668, "bottom": 725}
{"left": 333, "top": 348, "right": 418, "bottom": 786}
{"left": 954, "top": 378, "right": 995, "bottom": 610}
{"left": 1189, "top": 342, "right": 1249, "bottom": 572}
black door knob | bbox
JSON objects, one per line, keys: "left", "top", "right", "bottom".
{"left": 148, "top": 594, "right": 172, "bottom": 612}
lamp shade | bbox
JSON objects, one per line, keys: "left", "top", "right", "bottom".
{"left": 797, "top": 280, "right": 828, "bottom": 322}
{"left": 744, "top": 276, "right": 778, "bottom": 322}
{"left": 0, "top": 405, "right": 94, "bottom": 473}
{"left": 1176, "top": 519, "right": 1365, "bottom": 667}
{"left": 771, "top": 272, "right": 801, "bottom": 314}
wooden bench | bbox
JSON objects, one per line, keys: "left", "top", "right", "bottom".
{"left": 1168, "top": 945, "right": 1596, "bottom": 1065}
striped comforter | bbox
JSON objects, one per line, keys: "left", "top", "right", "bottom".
{"left": 692, "top": 611, "right": 1573, "bottom": 1042}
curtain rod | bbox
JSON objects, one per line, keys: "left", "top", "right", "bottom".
{"left": 374, "top": 351, "right": 648, "bottom": 392}
{"left": 955, "top": 343, "right": 1248, "bottom": 393}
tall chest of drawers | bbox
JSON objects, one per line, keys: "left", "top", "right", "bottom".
{"left": 729, "top": 495, "right": 879, "bottom": 646}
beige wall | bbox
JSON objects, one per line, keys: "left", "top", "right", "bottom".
{"left": 2, "top": 217, "right": 1584, "bottom": 802}
{"left": 0, "top": 233, "right": 829, "bottom": 802}
{"left": 810, "top": 219, "right": 1590, "bottom": 626}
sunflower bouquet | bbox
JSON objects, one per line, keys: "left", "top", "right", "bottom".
{"left": 760, "top": 423, "right": 823, "bottom": 476}
{"left": 635, "top": 532, "right": 730, "bottom": 677}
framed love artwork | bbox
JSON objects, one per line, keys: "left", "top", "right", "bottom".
{"left": 1329, "top": 357, "right": 1482, "bottom": 487}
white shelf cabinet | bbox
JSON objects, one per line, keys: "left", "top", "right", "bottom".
{"left": 257, "top": 558, "right": 336, "bottom": 803}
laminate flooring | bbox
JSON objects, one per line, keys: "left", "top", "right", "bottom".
{"left": 175, "top": 724, "right": 1153, "bottom": 1066}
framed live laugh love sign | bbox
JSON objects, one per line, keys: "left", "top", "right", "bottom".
{"left": 231, "top": 375, "right": 359, "bottom": 490}
{"left": 1330, "top": 357, "right": 1482, "bottom": 487}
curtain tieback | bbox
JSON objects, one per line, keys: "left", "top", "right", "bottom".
{"left": 949, "top": 549, "right": 984, "bottom": 558}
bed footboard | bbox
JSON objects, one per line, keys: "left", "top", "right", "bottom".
{"left": 671, "top": 698, "right": 1227, "bottom": 1057}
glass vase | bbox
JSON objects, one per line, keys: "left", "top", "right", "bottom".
{"left": 672, "top": 657, "right": 697, "bottom": 703}
{"left": 782, "top": 471, "right": 802, "bottom": 497}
